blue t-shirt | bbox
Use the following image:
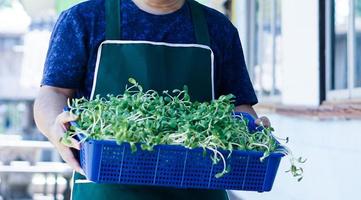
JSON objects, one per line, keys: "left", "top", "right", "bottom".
{"left": 42, "top": 0, "right": 258, "bottom": 106}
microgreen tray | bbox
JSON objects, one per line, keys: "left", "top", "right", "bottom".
{"left": 71, "top": 112, "right": 284, "bottom": 192}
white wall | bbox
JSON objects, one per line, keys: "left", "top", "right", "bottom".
{"left": 231, "top": 114, "right": 361, "bottom": 200}
{"left": 281, "top": 0, "right": 320, "bottom": 106}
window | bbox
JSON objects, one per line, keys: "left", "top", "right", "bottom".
{"left": 241, "top": 0, "right": 282, "bottom": 101}
{"left": 327, "top": 0, "right": 361, "bottom": 100}
{"left": 356, "top": 0, "right": 361, "bottom": 87}
{"left": 332, "top": 0, "right": 349, "bottom": 90}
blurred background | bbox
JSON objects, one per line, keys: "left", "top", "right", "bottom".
{"left": 0, "top": 0, "right": 360, "bottom": 199}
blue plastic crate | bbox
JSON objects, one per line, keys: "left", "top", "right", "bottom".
{"left": 70, "top": 111, "right": 284, "bottom": 191}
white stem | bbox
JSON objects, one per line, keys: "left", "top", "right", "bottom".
{"left": 207, "top": 146, "right": 226, "bottom": 174}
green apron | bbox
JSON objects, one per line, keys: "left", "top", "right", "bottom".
{"left": 71, "top": 0, "right": 228, "bottom": 199}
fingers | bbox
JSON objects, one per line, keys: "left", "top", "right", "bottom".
{"left": 53, "top": 111, "right": 80, "bottom": 150}
{"left": 58, "top": 145, "right": 85, "bottom": 175}
{"left": 49, "top": 112, "right": 84, "bottom": 175}
{"left": 255, "top": 116, "right": 271, "bottom": 127}
{"left": 55, "top": 111, "right": 78, "bottom": 125}
{"left": 60, "top": 137, "right": 80, "bottom": 150}
{"left": 69, "top": 138, "right": 81, "bottom": 150}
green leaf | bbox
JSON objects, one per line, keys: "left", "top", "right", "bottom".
{"left": 61, "top": 137, "right": 72, "bottom": 146}
{"left": 298, "top": 157, "right": 307, "bottom": 163}
{"left": 130, "top": 142, "right": 137, "bottom": 153}
{"left": 128, "top": 78, "right": 137, "bottom": 85}
{"left": 68, "top": 78, "right": 304, "bottom": 183}
{"left": 215, "top": 172, "right": 223, "bottom": 178}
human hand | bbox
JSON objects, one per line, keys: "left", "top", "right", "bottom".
{"left": 255, "top": 116, "right": 271, "bottom": 128}
{"left": 48, "top": 111, "right": 84, "bottom": 175}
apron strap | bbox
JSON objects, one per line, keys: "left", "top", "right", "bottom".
{"left": 105, "top": 0, "right": 210, "bottom": 46}
{"left": 105, "top": 0, "right": 122, "bottom": 40}
{"left": 188, "top": 0, "right": 211, "bottom": 46}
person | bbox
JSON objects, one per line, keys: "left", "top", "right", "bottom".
{"left": 34, "top": 0, "right": 271, "bottom": 199}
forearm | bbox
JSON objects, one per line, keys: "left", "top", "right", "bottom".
{"left": 235, "top": 104, "right": 258, "bottom": 118}
{"left": 34, "top": 86, "right": 73, "bottom": 141}
{"left": 34, "top": 86, "right": 82, "bottom": 172}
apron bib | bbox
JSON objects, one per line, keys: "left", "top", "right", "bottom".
{"left": 72, "top": 0, "right": 228, "bottom": 199}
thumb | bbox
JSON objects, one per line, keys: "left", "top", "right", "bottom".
{"left": 56, "top": 111, "right": 78, "bottom": 124}
{"left": 255, "top": 116, "right": 271, "bottom": 127}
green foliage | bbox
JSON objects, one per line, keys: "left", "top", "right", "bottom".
{"left": 65, "top": 78, "right": 305, "bottom": 180}
{"left": 55, "top": 0, "right": 85, "bottom": 13}
{"left": 0, "top": 0, "right": 12, "bottom": 8}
